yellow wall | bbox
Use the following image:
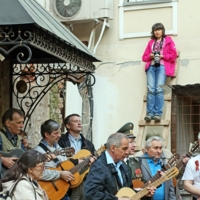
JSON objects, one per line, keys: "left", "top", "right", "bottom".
{"left": 39, "top": 0, "right": 200, "bottom": 150}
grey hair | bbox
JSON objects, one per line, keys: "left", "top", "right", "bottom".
{"left": 106, "top": 133, "right": 128, "bottom": 149}
{"left": 145, "top": 136, "right": 164, "bottom": 148}
{"left": 41, "top": 119, "right": 60, "bottom": 138}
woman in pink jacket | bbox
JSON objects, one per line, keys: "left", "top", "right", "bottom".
{"left": 142, "top": 23, "right": 177, "bottom": 122}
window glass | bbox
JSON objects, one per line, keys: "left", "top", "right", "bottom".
{"left": 123, "top": 0, "right": 173, "bottom": 5}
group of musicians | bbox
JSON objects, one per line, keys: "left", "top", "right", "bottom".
{"left": 0, "top": 108, "right": 199, "bottom": 200}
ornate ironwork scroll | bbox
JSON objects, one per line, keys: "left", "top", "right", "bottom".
{"left": 30, "top": 25, "right": 96, "bottom": 72}
{"left": 12, "top": 63, "right": 95, "bottom": 130}
{"left": 0, "top": 26, "right": 32, "bottom": 63}
{"left": 0, "top": 24, "right": 97, "bottom": 130}
{"left": 0, "top": 25, "right": 97, "bottom": 71}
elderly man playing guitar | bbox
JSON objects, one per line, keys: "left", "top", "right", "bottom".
{"left": 0, "top": 108, "right": 25, "bottom": 177}
{"left": 35, "top": 119, "right": 95, "bottom": 200}
{"left": 84, "top": 132, "right": 156, "bottom": 200}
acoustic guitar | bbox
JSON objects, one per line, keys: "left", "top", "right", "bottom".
{"left": 116, "top": 166, "right": 179, "bottom": 199}
{"left": 46, "top": 147, "right": 75, "bottom": 158}
{"left": 0, "top": 149, "right": 25, "bottom": 176}
{"left": 38, "top": 145, "right": 106, "bottom": 200}
{"left": 0, "top": 147, "right": 74, "bottom": 177}
{"left": 132, "top": 141, "right": 200, "bottom": 188}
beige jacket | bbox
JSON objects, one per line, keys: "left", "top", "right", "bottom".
{"left": 2, "top": 175, "right": 49, "bottom": 200}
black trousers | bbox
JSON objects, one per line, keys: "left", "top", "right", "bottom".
{"left": 193, "top": 197, "right": 197, "bottom": 200}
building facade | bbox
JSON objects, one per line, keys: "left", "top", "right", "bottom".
{"left": 42, "top": 0, "right": 200, "bottom": 155}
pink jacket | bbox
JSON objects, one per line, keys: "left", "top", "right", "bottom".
{"left": 142, "top": 36, "right": 178, "bottom": 76}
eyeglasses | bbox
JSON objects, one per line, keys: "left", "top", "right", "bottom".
{"left": 129, "top": 141, "right": 136, "bottom": 144}
{"left": 35, "top": 162, "right": 45, "bottom": 169}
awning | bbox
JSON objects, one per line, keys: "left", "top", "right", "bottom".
{"left": 0, "top": 0, "right": 100, "bottom": 72}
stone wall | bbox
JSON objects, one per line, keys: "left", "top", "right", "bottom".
{"left": 49, "top": 81, "right": 64, "bottom": 129}
{"left": 0, "top": 60, "right": 11, "bottom": 127}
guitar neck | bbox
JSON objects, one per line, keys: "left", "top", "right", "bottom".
{"left": 69, "top": 146, "right": 106, "bottom": 175}
{"left": 70, "top": 156, "right": 90, "bottom": 174}
{"left": 132, "top": 175, "right": 166, "bottom": 199}
{"left": 141, "top": 154, "right": 184, "bottom": 189}
{"left": 43, "top": 150, "right": 61, "bottom": 157}
{"left": 45, "top": 147, "right": 75, "bottom": 157}
{"left": 142, "top": 172, "right": 161, "bottom": 188}
{"left": 131, "top": 167, "right": 178, "bottom": 200}
{"left": 142, "top": 144, "right": 199, "bottom": 189}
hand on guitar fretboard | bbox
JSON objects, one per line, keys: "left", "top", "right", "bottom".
{"left": 44, "top": 147, "right": 75, "bottom": 162}
{"left": 45, "top": 152, "right": 57, "bottom": 162}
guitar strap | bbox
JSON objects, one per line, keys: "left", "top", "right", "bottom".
{"left": 0, "top": 129, "right": 6, "bottom": 135}
{"left": 0, "top": 128, "right": 17, "bottom": 147}
{"left": 38, "top": 143, "right": 59, "bottom": 163}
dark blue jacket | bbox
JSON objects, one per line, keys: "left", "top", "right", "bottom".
{"left": 84, "top": 151, "right": 132, "bottom": 200}
{"left": 58, "top": 132, "right": 95, "bottom": 154}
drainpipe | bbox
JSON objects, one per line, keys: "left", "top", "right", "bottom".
{"left": 88, "top": 18, "right": 110, "bottom": 54}
{"left": 93, "top": 18, "right": 110, "bottom": 54}
{"left": 88, "top": 20, "right": 100, "bottom": 50}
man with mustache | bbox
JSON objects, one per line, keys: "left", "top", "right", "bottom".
{"left": 132, "top": 136, "right": 176, "bottom": 200}
{"left": 35, "top": 119, "right": 85, "bottom": 200}
{"left": 0, "top": 108, "right": 24, "bottom": 173}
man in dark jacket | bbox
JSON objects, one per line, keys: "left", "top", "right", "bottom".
{"left": 58, "top": 114, "right": 95, "bottom": 155}
{"left": 84, "top": 133, "right": 156, "bottom": 200}
{"left": 58, "top": 113, "right": 96, "bottom": 200}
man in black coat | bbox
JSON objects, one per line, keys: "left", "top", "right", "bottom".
{"left": 58, "top": 113, "right": 95, "bottom": 200}
{"left": 58, "top": 114, "right": 95, "bottom": 155}
{"left": 84, "top": 133, "right": 156, "bottom": 200}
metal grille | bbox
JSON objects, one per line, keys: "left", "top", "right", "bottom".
{"left": 171, "top": 85, "right": 200, "bottom": 157}
{"left": 12, "top": 62, "right": 95, "bottom": 131}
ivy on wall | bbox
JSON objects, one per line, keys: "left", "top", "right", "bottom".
{"left": 49, "top": 81, "right": 64, "bottom": 125}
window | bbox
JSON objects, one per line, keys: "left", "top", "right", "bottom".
{"left": 171, "top": 85, "right": 200, "bottom": 157}
{"left": 119, "top": 0, "right": 178, "bottom": 39}
{"left": 123, "top": 0, "right": 174, "bottom": 5}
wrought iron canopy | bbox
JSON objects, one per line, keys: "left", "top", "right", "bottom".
{"left": 12, "top": 62, "right": 96, "bottom": 130}
{"left": 0, "top": 24, "right": 96, "bottom": 72}
{"left": 0, "top": 0, "right": 100, "bottom": 72}
{"left": 0, "top": 0, "right": 100, "bottom": 130}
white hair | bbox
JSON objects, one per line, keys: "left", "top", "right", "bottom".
{"left": 145, "top": 136, "right": 164, "bottom": 148}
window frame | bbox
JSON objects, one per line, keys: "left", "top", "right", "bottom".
{"left": 118, "top": 0, "right": 178, "bottom": 39}
{"left": 123, "top": 0, "right": 175, "bottom": 6}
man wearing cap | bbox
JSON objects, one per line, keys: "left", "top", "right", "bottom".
{"left": 117, "top": 122, "right": 142, "bottom": 180}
